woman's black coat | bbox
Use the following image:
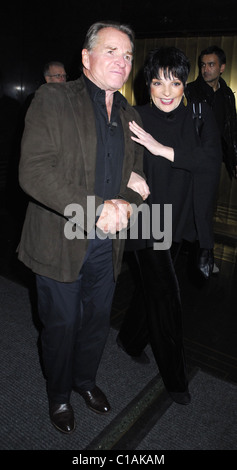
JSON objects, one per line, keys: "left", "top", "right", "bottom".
{"left": 126, "top": 100, "right": 222, "bottom": 251}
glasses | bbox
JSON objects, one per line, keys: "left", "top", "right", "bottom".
{"left": 47, "top": 74, "right": 67, "bottom": 79}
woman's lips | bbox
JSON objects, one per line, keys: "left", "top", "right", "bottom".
{"left": 160, "top": 99, "right": 174, "bottom": 105}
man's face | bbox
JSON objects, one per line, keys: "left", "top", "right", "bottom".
{"left": 82, "top": 27, "right": 133, "bottom": 91}
{"left": 200, "top": 53, "right": 225, "bottom": 85}
{"left": 45, "top": 65, "right": 67, "bottom": 83}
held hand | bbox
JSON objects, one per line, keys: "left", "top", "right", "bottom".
{"left": 112, "top": 199, "right": 133, "bottom": 222}
{"left": 127, "top": 171, "right": 150, "bottom": 200}
{"left": 96, "top": 200, "right": 132, "bottom": 234}
{"left": 129, "top": 121, "right": 174, "bottom": 162}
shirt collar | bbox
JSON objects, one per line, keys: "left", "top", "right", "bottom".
{"left": 83, "top": 73, "right": 127, "bottom": 110}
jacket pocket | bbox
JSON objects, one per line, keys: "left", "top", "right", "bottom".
{"left": 21, "top": 203, "right": 62, "bottom": 266}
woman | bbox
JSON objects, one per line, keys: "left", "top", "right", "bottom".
{"left": 118, "top": 47, "right": 222, "bottom": 404}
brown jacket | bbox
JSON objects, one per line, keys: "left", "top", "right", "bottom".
{"left": 18, "top": 76, "right": 144, "bottom": 282}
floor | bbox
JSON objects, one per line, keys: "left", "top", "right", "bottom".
{"left": 1, "top": 205, "right": 237, "bottom": 387}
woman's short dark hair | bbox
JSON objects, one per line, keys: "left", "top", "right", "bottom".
{"left": 144, "top": 46, "right": 190, "bottom": 88}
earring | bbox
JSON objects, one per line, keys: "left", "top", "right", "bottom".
{"left": 183, "top": 94, "right": 188, "bottom": 106}
{"left": 150, "top": 96, "right": 153, "bottom": 107}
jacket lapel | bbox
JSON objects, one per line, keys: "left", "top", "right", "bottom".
{"left": 65, "top": 77, "right": 97, "bottom": 190}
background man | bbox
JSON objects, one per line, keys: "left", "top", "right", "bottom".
{"left": 186, "top": 45, "right": 237, "bottom": 274}
{"left": 43, "top": 60, "right": 67, "bottom": 83}
{"left": 186, "top": 45, "right": 237, "bottom": 180}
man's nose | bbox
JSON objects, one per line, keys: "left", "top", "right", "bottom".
{"left": 115, "top": 55, "right": 126, "bottom": 67}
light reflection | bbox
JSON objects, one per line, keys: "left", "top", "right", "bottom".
{"left": 15, "top": 85, "right": 25, "bottom": 92}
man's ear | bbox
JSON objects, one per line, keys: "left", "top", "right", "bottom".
{"left": 82, "top": 49, "right": 89, "bottom": 69}
{"left": 220, "top": 63, "right": 226, "bottom": 75}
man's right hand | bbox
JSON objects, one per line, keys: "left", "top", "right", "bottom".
{"left": 96, "top": 199, "right": 132, "bottom": 234}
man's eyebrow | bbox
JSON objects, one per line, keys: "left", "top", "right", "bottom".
{"left": 104, "top": 45, "right": 133, "bottom": 55}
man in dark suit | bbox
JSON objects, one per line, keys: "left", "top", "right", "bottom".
{"left": 186, "top": 45, "right": 237, "bottom": 274}
{"left": 186, "top": 45, "right": 237, "bottom": 180}
{"left": 18, "top": 20, "right": 149, "bottom": 434}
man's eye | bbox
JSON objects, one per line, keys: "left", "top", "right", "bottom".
{"left": 124, "top": 55, "right": 132, "bottom": 63}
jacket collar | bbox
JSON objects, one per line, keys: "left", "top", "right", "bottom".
{"left": 196, "top": 74, "right": 230, "bottom": 95}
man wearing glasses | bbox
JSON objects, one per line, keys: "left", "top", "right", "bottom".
{"left": 43, "top": 61, "right": 67, "bottom": 82}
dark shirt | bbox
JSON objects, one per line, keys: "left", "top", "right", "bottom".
{"left": 83, "top": 74, "right": 126, "bottom": 200}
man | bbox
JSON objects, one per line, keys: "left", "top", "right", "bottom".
{"left": 43, "top": 61, "right": 67, "bottom": 83}
{"left": 186, "top": 45, "right": 237, "bottom": 275}
{"left": 186, "top": 45, "right": 237, "bottom": 180}
{"left": 21, "top": 62, "right": 67, "bottom": 119}
{"left": 18, "top": 21, "right": 149, "bottom": 434}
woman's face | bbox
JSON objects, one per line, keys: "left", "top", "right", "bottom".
{"left": 150, "top": 70, "right": 184, "bottom": 112}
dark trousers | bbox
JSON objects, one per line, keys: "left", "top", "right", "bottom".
{"left": 119, "top": 249, "right": 188, "bottom": 393}
{"left": 36, "top": 236, "right": 115, "bottom": 403}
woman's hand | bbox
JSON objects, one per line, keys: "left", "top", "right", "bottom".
{"left": 129, "top": 121, "right": 174, "bottom": 162}
{"left": 127, "top": 171, "right": 150, "bottom": 200}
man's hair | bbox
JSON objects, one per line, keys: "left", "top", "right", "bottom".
{"left": 198, "top": 45, "right": 226, "bottom": 68}
{"left": 144, "top": 46, "right": 190, "bottom": 88}
{"left": 43, "top": 61, "right": 65, "bottom": 77}
{"left": 83, "top": 20, "right": 135, "bottom": 52}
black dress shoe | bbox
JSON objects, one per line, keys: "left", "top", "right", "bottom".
{"left": 76, "top": 386, "right": 111, "bottom": 414}
{"left": 116, "top": 335, "right": 150, "bottom": 365}
{"left": 49, "top": 402, "right": 75, "bottom": 433}
{"left": 169, "top": 391, "right": 191, "bottom": 405}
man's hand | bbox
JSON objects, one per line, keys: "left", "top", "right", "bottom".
{"left": 96, "top": 199, "right": 132, "bottom": 234}
{"left": 127, "top": 171, "right": 150, "bottom": 200}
